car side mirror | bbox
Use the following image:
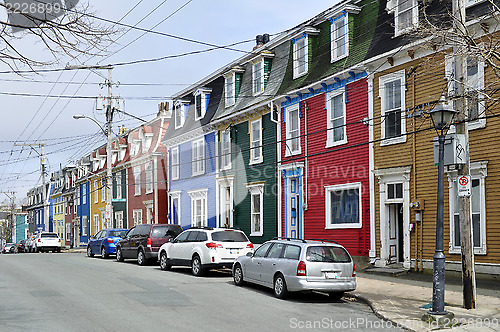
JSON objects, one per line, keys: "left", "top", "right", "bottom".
{"left": 121, "top": 234, "right": 126, "bottom": 239}
{"left": 246, "top": 252, "right": 253, "bottom": 257}
{"left": 170, "top": 238, "right": 175, "bottom": 243}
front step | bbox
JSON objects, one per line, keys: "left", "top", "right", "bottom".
{"left": 363, "top": 266, "right": 409, "bottom": 277}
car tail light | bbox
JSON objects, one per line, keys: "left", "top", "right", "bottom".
{"left": 297, "top": 261, "right": 306, "bottom": 276}
{"left": 246, "top": 243, "right": 254, "bottom": 249}
{"left": 352, "top": 263, "right": 356, "bottom": 277}
{"left": 38, "top": 239, "right": 41, "bottom": 243}
{"left": 147, "top": 237, "right": 151, "bottom": 248}
{"left": 107, "top": 238, "right": 113, "bottom": 243}
{"left": 206, "top": 242, "right": 223, "bottom": 249}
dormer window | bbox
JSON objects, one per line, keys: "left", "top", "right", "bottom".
{"left": 194, "top": 88, "right": 211, "bottom": 121}
{"left": 224, "top": 68, "right": 244, "bottom": 108}
{"left": 174, "top": 100, "right": 189, "bottom": 129}
{"left": 292, "top": 28, "right": 319, "bottom": 79}
{"left": 387, "top": 0, "right": 418, "bottom": 36}
{"left": 331, "top": 13, "right": 348, "bottom": 61}
{"left": 251, "top": 52, "right": 274, "bottom": 96}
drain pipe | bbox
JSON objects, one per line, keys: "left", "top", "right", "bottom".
{"left": 303, "top": 101, "right": 308, "bottom": 212}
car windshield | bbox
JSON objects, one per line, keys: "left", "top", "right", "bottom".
{"left": 109, "top": 230, "right": 127, "bottom": 238}
{"left": 305, "top": 246, "right": 351, "bottom": 263}
{"left": 211, "top": 230, "right": 248, "bottom": 242}
{"left": 41, "top": 233, "right": 58, "bottom": 238}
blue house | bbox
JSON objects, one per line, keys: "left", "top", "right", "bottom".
{"left": 75, "top": 156, "right": 92, "bottom": 246}
{"left": 164, "top": 78, "right": 223, "bottom": 229}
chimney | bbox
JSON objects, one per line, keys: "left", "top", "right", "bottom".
{"left": 158, "top": 101, "right": 171, "bottom": 118}
{"left": 253, "top": 34, "right": 270, "bottom": 50}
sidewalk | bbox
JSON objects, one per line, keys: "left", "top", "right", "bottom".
{"left": 351, "top": 271, "right": 500, "bottom": 331}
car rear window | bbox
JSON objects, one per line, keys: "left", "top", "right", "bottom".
{"left": 109, "top": 230, "right": 127, "bottom": 238}
{"left": 211, "top": 230, "right": 248, "bottom": 242}
{"left": 305, "top": 246, "right": 351, "bottom": 263}
{"left": 152, "top": 225, "right": 183, "bottom": 238}
{"left": 41, "top": 233, "right": 58, "bottom": 238}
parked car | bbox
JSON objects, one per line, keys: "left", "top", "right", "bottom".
{"left": 16, "top": 239, "right": 26, "bottom": 253}
{"left": 2, "top": 242, "right": 16, "bottom": 253}
{"left": 87, "top": 228, "right": 128, "bottom": 259}
{"left": 33, "top": 232, "right": 62, "bottom": 253}
{"left": 116, "top": 224, "right": 183, "bottom": 265}
{"left": 232, "top": 238, "right": 356, "bottom": 300}
{"left": 158, "top": 227, "right": 254, "bottom": 276}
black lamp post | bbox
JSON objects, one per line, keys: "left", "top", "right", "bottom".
{"left": 68, "top": 197, "right": 74, "bottom": 249}
{"left": 428, "top": 101, "right": 458, "bottom": 315}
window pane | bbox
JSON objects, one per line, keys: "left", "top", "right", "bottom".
{"left": 282, "top": 245, "right": 301, "bottom": 260}
{"left": 454, "top": 215, "right": 460, "bottom": 247}
{"left": 330, "top": 188, "right": 359, "bottom": 224}
{"left": 332, "top": 94, "right": 344, "bottom": 118}
{"left": 267, "top": 243, "right": 285, "bottom": 258}
{"left": 385, "top": 110, "right": 401, "bottom": 138}
{"left": 333, "top": 118, "right": 344, "bottom": 141}
{"left": 471, "top": 179, "right": 480, "bottom": 212}
{"left": 395, "top": 183, "right": 403, "bottom": 199}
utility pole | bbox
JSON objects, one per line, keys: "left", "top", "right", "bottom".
{"left": 452, "top": 0, "right": 476, "bottom": 309}
{"left": 0, "top": 192, "right": 16, "bottom": 242}
{"left": 14, "top": 142, "right": 48, "bottom": 232}
{"left": 66, "top": 64, "right": 115, "bottom": 229}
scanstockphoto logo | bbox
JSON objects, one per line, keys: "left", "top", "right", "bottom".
{"left": 4, "top": 0, "right": 79, "bottom": 32}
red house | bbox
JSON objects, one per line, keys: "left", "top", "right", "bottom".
{"left": 277, "top": 76, "right": 371, "bottom": 258}
{"left": 125, "top": 108, "right": 171, "bottom": 226}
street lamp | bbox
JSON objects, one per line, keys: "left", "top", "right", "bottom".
{"left": 72, "top": 115, "right": 107, "bottom": 135}
{"left": 428, "top": 100, "right": 458, "bottom": 315}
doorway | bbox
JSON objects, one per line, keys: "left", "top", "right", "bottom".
{"left": 387, "top": 203, "right": 404, "bottom": 264}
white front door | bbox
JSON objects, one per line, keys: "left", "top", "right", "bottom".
{"left": 387, "top": 203, "right": 403, "bottom": 264}
{"left": 219, "top": 184, "right": 233, "bottom": 228}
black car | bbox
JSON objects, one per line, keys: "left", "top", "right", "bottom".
{"left": 116, "top": 224, "right": 183, "bottom": 265}
{"left": 16, "top": 239, "right": 26, "bottom": 253}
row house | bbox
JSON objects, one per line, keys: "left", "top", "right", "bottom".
{"left": 89, "top": 148, "right": 108, "bottom": 238}
{"left": 165, "top": 80, "right": 220, "bottom": 229}
{"left": 61, "top": 166, "right": 76, "bottom": 247}
{"left": 51, "top": 168, "right": 66, "bottom": 240}
{"left": 26, "top": 183, "right": 52, "bottom": 235}
{"left": 367, "top": 0, "right": 500, "bottom": 275}
{"left": 73, "top": 156, "right": 91, "bottom": 245}
{"left": 111, "top": 134, "right": 130, "bottom": 230}
{"left": 275, "top": 0, "right": 375, "bottom": 257}
{"left": 125, "top": 108, "right": 170, "bottom": 227}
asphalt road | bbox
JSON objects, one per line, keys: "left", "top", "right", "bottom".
{"left": 0, "top": 252, "right": 402, "bottom": 332}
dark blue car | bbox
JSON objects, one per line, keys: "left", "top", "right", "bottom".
{"left": 87, "top": 228, "right": 128, "bottom": 259}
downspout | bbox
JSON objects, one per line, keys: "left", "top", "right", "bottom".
{"left": 411, "top": 67, "right": 418, "bottom": 272}
{"left": 271, "top": 101, "right": 282, "bottom": 238}
{"left": 303, "top": 101, "right": 309, "bottom": 212}
{"left": 368, "top": 75, "right": 377, "bottom": 261}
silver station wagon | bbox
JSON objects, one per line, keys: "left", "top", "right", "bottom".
{"left": 232, "top": 238, "right": 356, "bottom": 299}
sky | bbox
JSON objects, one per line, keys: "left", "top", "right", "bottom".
{"left": 0, "top": 0, "right": 338, "bottom": 205}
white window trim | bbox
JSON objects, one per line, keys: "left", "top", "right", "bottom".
{"left": 247, "top": 183, "right": 264, "bottom": 236}
{"left": 325, "top": 182, "right": 363, "bottom": 229}
{"left": 101, "top": 178, "right": 106, "bottom": 202}
{"left": 188, "top": 189, "right": 208, "bottom": 228}
{"left": 394, "top": 0, "right": 418, "bottom": 37}
{"left": 447, "top": 161, "right": 487, "bottom": 255}
{"left": 379, "top": 70, "right": 407, "bottom": 146}
{"left": 293, "top": 34, "right": 309, "bottom": 79}
{"left": 174, "top": 100, "right": 188, "bottom": 129}
{"left": 285, "top": 104, "right": 302, "bottom": 156}
{"left": 252, "top": 58, "right": 265, "bottom": 96}
{"left": 192, "top": 138, "right": 205, "bottom": 176}
{"left": 116, "top": 173, "right": 122, "bottom": 200}
{"left": 331, "top": 13, "right": 349, "bottom": 62}
{"left": 326, "top": 89, "right": 348, "bottom": 148}
{"left": 194, "top": 88, "right": 211, "bottom": 121}
{"left": 249, "top": 118, "right": 263, "bottom": 165}
{"left": 133, "top": 209, "right": 143, "bottom": 226}
{"left": 220, "top": 130, "right": 232, "bottom": 171}
{"left": 82, "top": 215, "right": 88, "bottom": 236}
{"left": 171, "top": 146, "right": 180, "bottom": 180}
{"left": 445, "top": 55, "right": 486, "bottom": 132}
{"left": 115, "top": 211, "right": 124, "bottom": 229}
{"left": 145, "top": 161, "right": 153, "bottom": 194}
{"left": 82, "top": 183, "right": 87, "bottom": 204}
{"left": 169, "top": 191, "right": 181, "bottom": 225}
{"left": 134, "top": 166, "right": 141, "bottom": 196}
{"left": 93, "top": 214, "right": 99, "bottom": 235}
{"left": 224, "top": 69, "right": 243, "bottom": 108}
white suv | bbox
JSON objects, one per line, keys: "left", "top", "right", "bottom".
{"left": 158, "top": 227, "right": 254, "bottom": 276}
{"left": 33, "top": 232, "right": 62, "bottom": 253}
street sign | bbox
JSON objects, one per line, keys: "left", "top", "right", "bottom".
{"left": 457, "top": 175, "right": 471, "bottom": 197}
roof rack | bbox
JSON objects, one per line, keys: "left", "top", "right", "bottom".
{"left": 190, "top": 226, "right": 214, "bottom": 230}
{"left": 306, "top": 238, "right": 339, "bottom": 245}
{"left": 271, "top": 237, "right": 307, "bottom": 243}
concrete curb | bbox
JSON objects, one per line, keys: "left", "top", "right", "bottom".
{"left": 346, "top": 293, "right": 416, "bottom": 332}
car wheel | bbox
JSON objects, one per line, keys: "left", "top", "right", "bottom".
{"left": 137, "top": 250, "right": 147, "bottom": 266}
{"left": 56, "top": 248, "right": 61, "bottom": 253}
{"left": 116, "top": 247, "right": 124, "bottom": 262}
{"left": 87, "top": 246, "right": 94, "bottom": 257}
{"left": 159, "top": 251, "right": 171, "bottom": 271}
{"left": 273, "top": 274, "right": 289, "bottom": 299}
{"left": 101, "top": 247, "right": 108, "bottom": 259}
{"left": 328, "top": 291, "right": 345, "bottom": 301}
{"left": 191, "top": 255, "right": 204, "bottom": 276}
{"left": 233, "top": 264, "right": 245, "bottom": 286}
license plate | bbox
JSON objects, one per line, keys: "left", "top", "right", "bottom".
{"left": 230, "top": 250, "right": 239, "bottom": 255}
{"left": 325, "top": 272, "right": 338, "bottom": 279}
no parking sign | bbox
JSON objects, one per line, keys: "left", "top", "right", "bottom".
{"left": 457, "top": 175, "right": 471, "bottom": 197}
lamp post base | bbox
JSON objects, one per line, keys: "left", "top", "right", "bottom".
{"left": 422, "top": 311, "right": 454, "bottom": 328}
